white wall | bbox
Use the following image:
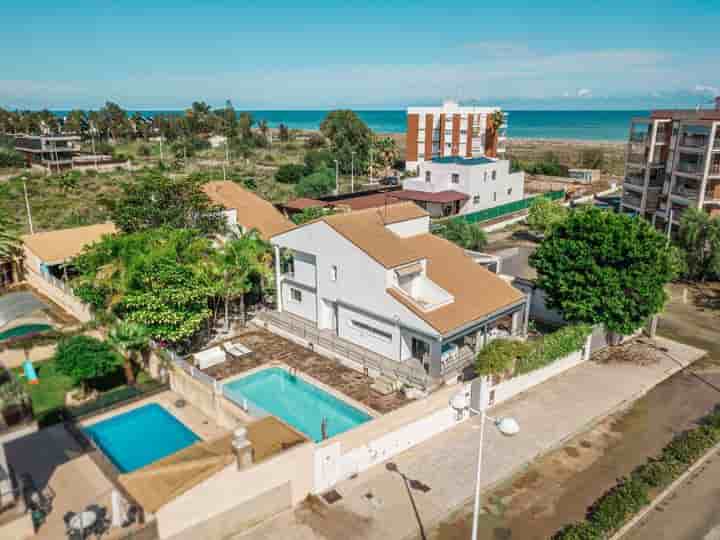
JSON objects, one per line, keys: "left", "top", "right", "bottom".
{"left": 337, "top": 304, "right": 401, "bottom": 361}
{"left": 282, "top": 281, "right": 317, "bottom": 323}
{"left": 291, "top": 250, "right": 317, "bottom": 287}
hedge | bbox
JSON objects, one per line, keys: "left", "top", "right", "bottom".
{"left": 553, "top": 406, "right": 720, "bottom": 539}
{"left": 476, "top": 324, "right": 592, "bottom": 377}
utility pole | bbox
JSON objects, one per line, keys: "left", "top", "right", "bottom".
{"left": 22, "top": 177, "right": 34, "bottom": 234}
{"left": 351, "top": 151, "right": 355, "bottom": 193}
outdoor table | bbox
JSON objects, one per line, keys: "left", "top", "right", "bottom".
{"left": 69, "top": 511, "right": 97, "bottom": 535}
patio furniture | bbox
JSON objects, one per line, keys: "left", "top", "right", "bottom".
{"left": 68, "top": 510, "right": 97, "bottom": 539}
{"left": 194, "top": 346, "right": 226, "bottom": 370}
{"left": 223, "top": 341, "right": 252, "bottom": 359}
{"left": 86, "top": 504, "right": 110, "bottom": 537}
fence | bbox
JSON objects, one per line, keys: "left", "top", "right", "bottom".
{"left": 260, "top": 312, "right": 430, "bottom": 388}
{"left": 456, "top": 189, "right": 565, "bottom": 225}
{"left": 172, "top": 356, "right": 222, "bottom": 393}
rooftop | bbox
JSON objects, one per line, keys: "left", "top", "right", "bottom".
{"left": 22, "top": 223, "right": 117, "bottom": 264}
{"left": 202, "top": 181, "right": 295, "bottom": 240}
{"left": 431, "top": 156, "right": 496, "bottom": 166}
{"left": 392, "top": 190, "right": 469, "bottom": 204}
{"left": 281, "top": 197, "right": 330, "bottom": 211}
{"left": 649, "top": 109, "right": 720, "bottom": 122}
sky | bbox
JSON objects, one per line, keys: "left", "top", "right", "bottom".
{"left": 1, "top": 0, "right": 719, "bottom": 111}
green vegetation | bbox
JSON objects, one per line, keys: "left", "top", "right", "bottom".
{"left": 275, "top": 163, "right": 306, "bottom": 184}
{"left": 512, "top": 152, "right": 569, "bottom": 177}
{"left": 553, "top": 406, "right": 720, "bottom": 539}
{"left": 295, "top": 167, "right": 336, "bottom": 198}
{"left": 677, "top": 207, "right": 720, "bottom": 281}
{"left": 290, "top": 206, "right": 337, "bottom": 225}
{"left": 531, "top": 207, "right": 677, "bottom": 335}
{"left": 526, "top": 196, "right": 569, "bottom": 236}
{"left": 0, "top": 212, "right": 21, "bottom": 260}
{"left": 320, "top": 110, "right": 372, "bottom": 175}
{"left": 107, "top": 321, "right": 151, "bottom": 385}
{"left": 475, "top": 324, "right": 592, "bottom": 377}
{"left": 435, "top": 219, "right": 488, "bottom": 251}
{"left": 53, "top": 335, "right": 122, "bottom": 394}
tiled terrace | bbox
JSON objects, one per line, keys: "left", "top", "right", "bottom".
{"left": 201, "top": 325, "right": 410, "bottom": 414}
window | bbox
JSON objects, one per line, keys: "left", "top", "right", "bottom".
{"left": 493, "top": 192, "right": 497, "bottom": 202}
{"left": 483, "top": 172, "right": 488, "bottom": 182}
{"left": 290, "top": 288, "right": 302, "bottom": 303}
{"left": 491, "top": 170, "right": 497, "bottom": 180}
{"left": 330, "top": 265, "right": 338, "bottom": 281}
{"left": 425, "top": 171, "right": 432, "bottom": 183}
{"left": 507, "top": 188, "right": 512, "bottom": 195}
{"left": 350, "top": 320, "right": 392, "bottom": 342}
{"left": 451, "top": 173, "right": 460, "bottom": 184}
{"left": 473, "top": 195, "right": 480, "bottom": 204}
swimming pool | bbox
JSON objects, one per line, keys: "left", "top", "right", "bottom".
{"left": 83, "top": 404, "right": 200, "bottom": 473}
{"left": 223, "top": 368, "right": 372, "bottom": 442}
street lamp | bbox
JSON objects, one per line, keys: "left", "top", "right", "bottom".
{"left": 450, "top": 392, "right": 519, "bottom": 540}
{"left": 333, "top": 159, "right": 339, "bottom": 195}
{"left": 351, "top": 151, "right": 356, "bottom": 193}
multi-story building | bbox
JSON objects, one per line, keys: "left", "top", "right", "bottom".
{"left": 401, "top": 156, "right": 524, "bottom": 218}
{"left": 15, "top": 134, "right": 80, "bottom": 171}
{"left": 268, "top": 202, "right": 527, "bottom": 385}
{"left": 621, "top": 99, "right": 720, "bottom": 231}
{"left": 405, "top": 101, "right": 507, "bottom": 171}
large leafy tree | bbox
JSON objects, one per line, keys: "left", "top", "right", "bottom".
{"left": 530, "top": 207, "right": 677, "bottom": 335}
{"left": 527, "top": 196, "right": 568, "bottom": 236}
{"left": 678, "top": 208, "right": 720, "bottom": 281}
{"left": 295, "top": 168, "right": 336, "bottom": 198}
{"left": 320, "top": 110, "right": 371, "bottom": 174}
{"left": 105, "top": 172, "right": 225, "bottom": 234}
{"left": 107, "top": 321, "right": 151, "bottom": 385}
{"left": 54, "top": 335, "right": 121, "bottom": 395}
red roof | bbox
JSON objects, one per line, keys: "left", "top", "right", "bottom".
{"left": 392, "top": 190, "right": 469, "bottom": 204}
{"left": 332, "top": 192, "right": 405, "bottom": 211}
{"left": 282, "top": 198, "right": 330, "bottom": 210}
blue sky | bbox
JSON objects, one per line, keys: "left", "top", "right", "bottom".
{"left": 2, "top": 0, "right": 719, "bottom": 110}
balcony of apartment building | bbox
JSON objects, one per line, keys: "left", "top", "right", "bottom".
{"left": 704, "top": 180, "right": 720, "bottom": 205}
{"left": 621, "top": 190, "right": 643, "bottom": 210}
{"left": 709, "top": 156, "right": 720, "bottom": 177}
{"left": 678, "top": 129, "right": 710, "bottom": 152}
{"left": 671, "top": 178, "right": 702, "bottom": 202}
{"left": 624, "top": 171, "right": 646, "bottom": 191}
{"left": 675, "top": 154, "right": 705, "bottom": 177}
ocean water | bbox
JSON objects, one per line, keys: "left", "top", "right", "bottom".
{"left": 52, "top": 109, "right": 645, "bottom": 141}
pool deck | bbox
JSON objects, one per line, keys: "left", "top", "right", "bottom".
{"left": 202, "top": 325, "right": 410, "bottom": 414}
{"left": 80, "top": 389, "right": 230, "bottom": 442}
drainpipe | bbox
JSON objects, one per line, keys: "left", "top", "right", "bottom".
{"left": 274, "top": 245, "right": 282, "bottom": 313}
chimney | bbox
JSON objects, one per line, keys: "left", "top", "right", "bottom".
{"left": 232, "top": 427, "right": 253, "bottom": 470}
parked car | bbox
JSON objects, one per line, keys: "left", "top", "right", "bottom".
{"left": 380, "top": 176, "right": 399, "bottom": 186}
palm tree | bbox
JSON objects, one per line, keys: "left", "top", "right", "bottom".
{"left": 678, "top": 208, "right": 720, "bottom": 281}
{"left": 108, "top": 321, "right": 151, "bottom": 385}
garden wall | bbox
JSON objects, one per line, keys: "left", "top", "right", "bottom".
{"left": 24, "top": 269, "right": 92, "bottom": 323}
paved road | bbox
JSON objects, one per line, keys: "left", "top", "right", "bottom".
{"left": 625, "top": 448, "right": 720, "bottom": 540}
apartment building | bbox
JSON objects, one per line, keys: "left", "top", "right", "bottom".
{"left": 406, "top": 101, "right": 507, "bottom": 170}
{"left": 402, "top": 156, "right": 524, "bottom": 218}
{"left": 269, "top": 202, "right": 527, "bottom": 383}
{"left": 15, "top": 134, "right": 81, "bottom": 171}
{"left": 621, "top": 100, "right": 720, "bottom": 231}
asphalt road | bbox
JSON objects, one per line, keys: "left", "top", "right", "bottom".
{"left": 624, "top": 448, "right": 720, "bottom": 540}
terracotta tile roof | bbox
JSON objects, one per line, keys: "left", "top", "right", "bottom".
{"left": 319, "top": 202, "right": 429, "bottom": 268}
{"left": 392, "top": 190, "right": 469, "bottom": 204}
{"left": 332, "top": 192, "right": 406, "bottom": 211}
{"left": 203, "top": 181, "right": 295, "bottom": 239}
{"left": 650, "top": 110, "right": 720, "bottom": 121}
{"left": 388, "top": 234, "right": 525, "bottom": 335}
{"left": 282, "top": 197, "right": 330, "bottom": 211}
{"left": 22, "top": 223, "right": 117, "bottom": 264}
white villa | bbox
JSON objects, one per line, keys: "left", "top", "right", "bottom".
{"left": 402, "top": 156, "right": 525, "bottom": 218}
{"left": 269, "top": 202, "right": 528, "bottom": 384}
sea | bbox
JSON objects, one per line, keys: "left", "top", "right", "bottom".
{"left": 51, "top": 109, "right": 646, "bottom": 142}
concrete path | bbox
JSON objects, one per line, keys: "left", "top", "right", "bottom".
{"left": 234, "top": 336, "right": 705, "bottom": 540}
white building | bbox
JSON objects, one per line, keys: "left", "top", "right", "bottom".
{"left": 269, "top": 202, "right": 527, "bottom": 383}
{"left": 400, "top": 156, "right": 524, "bottom": 218}
{"left": 405, "top": 101, "right": 508, "bottom": 170}
{"left": 208, "top": 135, "right": 227, "bottom": 149}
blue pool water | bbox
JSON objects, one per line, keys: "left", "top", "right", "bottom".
{"left": 223, "top": 368, "right": 372, "bottom": 442}
{"left": 83, "top": 404, "right": 200, "bottom": 473}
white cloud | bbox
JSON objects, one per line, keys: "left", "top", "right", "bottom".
{"left": 577, "top": 88, "right": 592, "bottom": 98}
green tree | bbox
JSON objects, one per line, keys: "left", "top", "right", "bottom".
{"left": 106, "top": 172, "right": 225, "bottom": 234}
{"left": 437, "top": 219, "right": 488, "bottom": 251}
{"left": 238, "top": 112, "right": 254, "bottom": 140}
{"left": 530, "top": 207, "right": 677, "bottom": 335}
{"left": 107, "top": 321, "right": 151, "bottom": 385}
{"left": 54, "top": 335, "right": 121, "bottom": 395}
{"left": 275, "top": 163, "right": 306, "bottom": 184}
{"left": 295, "top": 167, "right": 336, "bottom": 198}
{"left": 303, "top": 149, "right": 334, "bottom": 174}
{"left": 320, "top": 110, "right": 371, "bottom": 174}
{"left": 678, "top": 208, "right": 720, "bottom": 281}
{"left": 290, "top": 206, "right": 337, "bottom": 225}
{"left": 372, "top": 136, "right": 399, "bottom": 177}
{"left": 64, "top": 109, "right": 88, "bottom": 136}
{"left": 527, "top": 196, "right": 569, "bottom": 236}
{"left": 0, "top": 213, "right": 21, "bottom": 260}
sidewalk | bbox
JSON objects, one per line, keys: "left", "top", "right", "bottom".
{"left": 234, "top": 336, "right": 705, "bottom": 540}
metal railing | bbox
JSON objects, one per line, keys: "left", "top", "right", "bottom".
{"left": 260, "top": 312, "right": 430, "bottom": 387}
{"left": 676, "top": 161, "right": 704, "bottom": 175}
{"left": 221, "top": 385, "right": 270, "bottom": 419}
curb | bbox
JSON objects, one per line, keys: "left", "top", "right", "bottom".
{"left": 610, "top": 440, "right": 720, "bottom": 540}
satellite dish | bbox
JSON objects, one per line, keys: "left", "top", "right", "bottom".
{"left": 495, "top": 417, "right": 520, "bottom": 436}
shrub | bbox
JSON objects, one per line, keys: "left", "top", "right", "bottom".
{"left": 437, "top": 220, "right": 488, "bottom": 251}
{"left": 137, "top": 144, "right": 151, "bottom": 157}
{"left": 275, "top": 163, "right": 306, "bottom": 184}
{"left": 53, "top": 335, "right": 121, "bottom": 393}
{"left": 515, "top": 324, "right": 592, "bottom": 375}
{"left": 475, "top": 339, "right": 531, "bottom": 377}
{"left": 0, "top": 149, "right": 25, "bottom": 168}
{"left": 586, "top": 477, "right": 649, "bottom": 534}
{"left": 303, "top": 149, "right": 334, "bottom": 174}
{"left": 552, "top": 522, "right": 599, "bottom": 540}
{"left": 633, "top": 459, "right": 678, "bottom": 488}
{"left": 304, "top": 133, "right": 326, "bottom": 149}
{"left": 295, "top": 167, "right": 336, "bottom": 198}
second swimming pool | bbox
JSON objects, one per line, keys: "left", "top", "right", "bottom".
{"left": 223, "top": 368, "right": 372, "bottom": 442}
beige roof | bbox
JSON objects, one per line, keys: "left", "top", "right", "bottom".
{"left": 387, "top": 234, "right": 525, "bottom": 335}
{"left": 203, "top": 181, "right": 295, "bottom": 240}
{"left": 118, "top": 417, "right": 308, "bottom": 513}
{"left": 312, "top": 202, "right": 429, "bottom": 268}
{"left": 21, "top": 223, "right": 117, "bottom": 264}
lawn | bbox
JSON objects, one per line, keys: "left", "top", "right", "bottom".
{"left": 15, "top": 359, "right": 154, "bottom": 426}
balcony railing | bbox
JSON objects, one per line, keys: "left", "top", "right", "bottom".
{"left": 679, "top": 135, "right": 708, "bottom": 148}
{"left": 676, "top": 161, "right": 704, "bottom": 175}
{"left": 629, "top": 132, "right": 647, "bottom": 143}
{"left": 671, "top": 186, "right": 700, "bottom": 200}
{"left": 709, "top": 162, "right": 720, "bottom": 176}
{"left": 624, "top": 174, "right": 645, "bottom": 187}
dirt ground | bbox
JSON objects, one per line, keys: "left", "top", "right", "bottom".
{"left": 428, "top": 283, "right": 720, "bottom": 540}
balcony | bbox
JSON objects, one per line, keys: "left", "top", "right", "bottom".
{"left": 621, "top": 192, "right": 643, "bottom": 209}
{"left": 679, "top": 135, "right": 708, "bottom": 149}
{"left": 624, "top": 173, "right": 645, "bottom": 188}
{"left": 671, "top": 184, "right": 700, "bottom": 201}
{"left": 676, "top": 160, "right": 704, "bottom": 175}
{"left": 709, "top": 160, "right": 720, "bottom": 177}
{"left": 629, "top": 132, "right": 647, "bottom": 143}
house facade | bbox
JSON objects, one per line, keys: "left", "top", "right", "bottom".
{"left": 270, "top": 203, "right": 527, "bottom": 382}
{"left": 406, "top": 101, "right": 507, "bottom": 170}
{"left": 15, "top": 134, "right": 81, "bottom": 171}
{"left": 401, "top": 156, "right": 524, "bottom": 218}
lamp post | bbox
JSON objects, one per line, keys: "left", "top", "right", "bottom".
{"left": 351, "top": 151, "right": 356, "bottom": 193}
{"left": 334, "top": 159, "right": 339, "bottom": 195}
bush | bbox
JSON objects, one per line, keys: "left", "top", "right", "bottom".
{"left": 587, "top": 477, "right": 649, "bottom": 534}
{"left": 53, "top": 335, "right": 121, "bottom": 392}
{"left": 295, "top": 167, "right": 336, "bottom": 198}
{"left": 304, "top": 133, "right": 326, "bottom": 149}
{"left": 275, "top": 163, "right": 306, "bottom": 184}
{"left": 303, "top": 149, "right": 334, "bottom": 174}
{"left": 476, "top": 339, "right": 531, "bottom": 376}
{"left": 0, "top": 149, "right": 25, "bottom": 168}
{"left": 436, "top": 220, "right": 488, "bottom": 251}
{"left": 137, "top": 144, "right": 151, "bottom": 157}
